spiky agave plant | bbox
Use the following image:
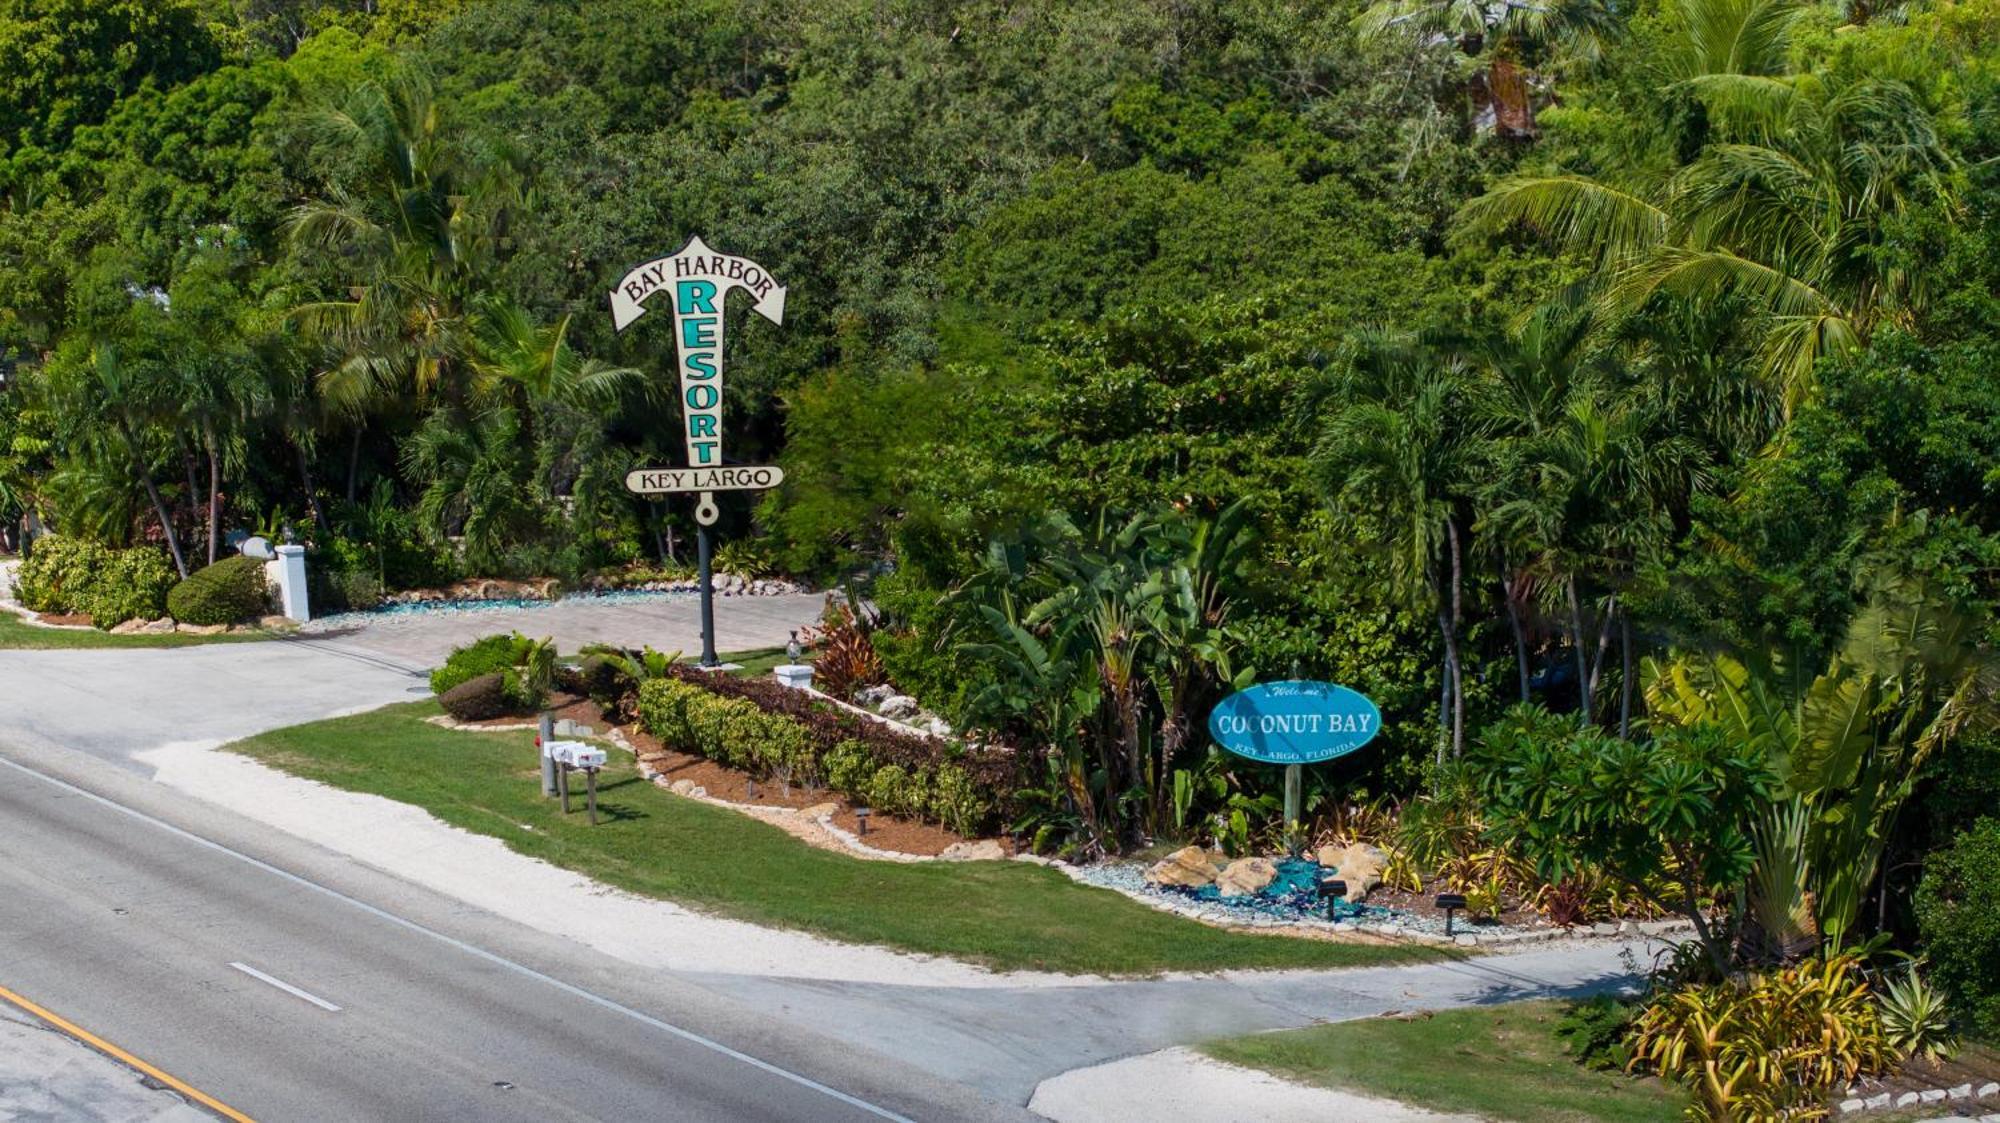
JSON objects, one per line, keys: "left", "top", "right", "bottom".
{"left": 1877, "top": 966, "right": 1958, "bottom": 1062}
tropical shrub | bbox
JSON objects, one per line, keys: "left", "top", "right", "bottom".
{"left": 807, "top": 605, "right": 883, "bottom": 702}
{"left": 1628, "top": 955, "right": 1895, "bottom": 1122}
{"left": 429, "top": 633, "right": 551, "bottom": 713}
{"left": 167, "top": 556, "right": 271, "bottom": 626}
{"left": 572, "top": 639, "right": 680, "bottom": 715}
{"left": 712, "top": 538, "right": 778, "bottom": 579}
{"left": 634, "top": 673, "right": 1012, "bottom": 833}
{"left": 1473, "top": 704, "right": 1774, "bottom": 973}
{"left": 13, "top": 537, "right": 175, "bottom": 626}
{"left": 1916, "top": 818, "right": 2000, "bottom": 1041}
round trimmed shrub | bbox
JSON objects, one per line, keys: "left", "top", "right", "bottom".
{"left": 167, "top": 556, "right": 271, "bottom": 626}
{"left": 439, "top": 672, "right": 512, "bottom": 722}
{"left": 1917, "top": 818, "right": 2000, "bottom": 1040}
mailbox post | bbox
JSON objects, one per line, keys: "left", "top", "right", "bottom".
{"left": 537, "top": 712, "right": 557, "bottom": 797}
{"left": 543, "top": 740, "right": 607, "bottom": 825}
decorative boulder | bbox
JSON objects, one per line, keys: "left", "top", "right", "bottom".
{"left": 1318, "top": 842, "right": 1388, "bottom": 899}
{"left": 1216, "top": 857, "right": 1281, "bottom": 898}
{"left": 878, "top": 695, "right": 920, "bottom": 719}
{"left": 1144, "top": 846, "right": 1223, "bottom": 889}
{"left": 940, "top": 840, "right": 1007, "bottom": 862}
{"left": 108, "top": 618, "right": 148, "bottom": 635}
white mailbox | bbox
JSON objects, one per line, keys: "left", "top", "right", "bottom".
{"left": 543, "top": 740, "right": 606, "bottom": 770}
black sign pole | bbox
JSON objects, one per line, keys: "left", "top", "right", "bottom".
{"left": 697, "top": 519, "right": 719, "bottom": 667}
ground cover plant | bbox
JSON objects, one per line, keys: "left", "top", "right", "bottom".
{"left": 1201, "top": 1000, "right": 1686, "bottom": 1123}
{"left": 224, "top": 702, "right": 1441, "bottom": 976}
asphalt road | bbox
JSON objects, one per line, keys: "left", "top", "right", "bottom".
{"left": 0, "top": 739, "right": 1023, "bottom": 1123}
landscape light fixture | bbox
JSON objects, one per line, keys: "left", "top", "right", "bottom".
{"left": 1435, "top": 893, "right": 1468, "bottom": 937}
{"left": 854, "top": 808, "right": 872, "bottom": 837}
{"left": 1318, "top": 878, "right": 1348, "bottom": 922}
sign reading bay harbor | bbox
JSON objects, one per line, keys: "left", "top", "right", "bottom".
{"left": 608, "top": 234, "right": 789, "bottom": 666}
{"left": 1208, "top": 680, "right": 1383, "bottom": 766}
{"left": 609, "top": 234, "right": 786, "bottom": 526}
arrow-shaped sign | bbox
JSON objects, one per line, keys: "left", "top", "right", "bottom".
{"left": 608, "top": 235, "right": 786, "bottom": 524}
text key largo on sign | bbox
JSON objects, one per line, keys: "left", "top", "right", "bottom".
{"left": 623, "top": 464, "right": 786, "bottom": 495}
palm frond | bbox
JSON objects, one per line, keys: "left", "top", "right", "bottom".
{"left": 1458, "top": 175, "right": 1670, "bottom": 266}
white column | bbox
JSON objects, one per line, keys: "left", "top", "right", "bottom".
{"left": 275, "top": 544, "right": 310, "bottom": 623}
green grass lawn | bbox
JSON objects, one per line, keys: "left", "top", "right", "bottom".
{"left": 226, "top": 701, "right": 1443, "bottom": 976}
{"left": 1202, "top": 1000, "right": 1685, "bottom": 1123}
{"left": 0, "top": 611, "right": 274, "bottom": 649}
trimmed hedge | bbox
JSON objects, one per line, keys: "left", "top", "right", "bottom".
{"left": 167, "top": 556, "right": 270, "bottom": 625}
{"left": 636, "top": 670, "right": 1018, "bottom": 836}
{"left": 13, "top": 537, "right": 176, "bottom": 627}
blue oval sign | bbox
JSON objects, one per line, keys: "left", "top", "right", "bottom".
{"left": 1208, "top": 680, "right": 1382, "bottom": 765}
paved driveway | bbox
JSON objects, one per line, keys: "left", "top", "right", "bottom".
{"left": 303, "top": 590, "right": 826, "bottom": 667}
{"left": 0, "top": 591, "right": 825, "bottom": 771}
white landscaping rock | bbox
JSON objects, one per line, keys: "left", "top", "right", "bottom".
{"left": 1951, "top": 1083, "right": 1974, "bottom": 1099}
{"left": 1978, "top": 1081, "right": 2000, "bottom": 1098}
{"left": 940, "top": 840, "right": 1007, "bottom": 862}
{"left": 878, "top": 695, "right": 920, "bottom": 719}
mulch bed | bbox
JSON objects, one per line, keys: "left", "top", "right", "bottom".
{"left": 37, "top": 612, "right": 94, "bottom": 627}
{"left": 1361, "top": 885, "right": 1534, "bottom": 928}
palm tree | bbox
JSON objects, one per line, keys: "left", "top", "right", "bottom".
{"left": 466, "top": 298, "right": 642, "bottom": 412}
{"left": 400, "top": 405, "right": 542, "bottom": 570}
{"left": 48, "top": 345, "right": 190, "bottom": 577}
{"left": 1485, "top": 379, "right": 1707, "bottom": 731}
{"left": 1459, "top": 0, "right": 1958, "bottom": 403}
{"left": 1464, "top": 305, "right": 1596, "bottom": 703}
{"left": 1311, "top": 328, "right": 1488, "bottom": 759}
{"left": 1357, "top": 0, "right": 1616, "bottom": 137}
{"left": 288, "top": 70, "right": 522, "bottom": 418}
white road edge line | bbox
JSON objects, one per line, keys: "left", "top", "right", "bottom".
{"left": 228, "top": 962, "right": 342, "bottom": 1012}
{"left": 0, "top": 754, "right": 912, "bottom": 1123}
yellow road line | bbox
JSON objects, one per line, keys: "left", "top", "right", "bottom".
{"left": 0, "top": 981, "right": 254, "bottom": 1122}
